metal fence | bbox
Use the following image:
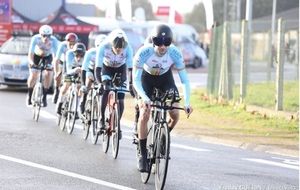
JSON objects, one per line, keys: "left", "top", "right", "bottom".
{"left": 206, "top": 19, "right": 299, "bottom": 111}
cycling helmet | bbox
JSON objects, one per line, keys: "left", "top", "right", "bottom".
{"left": 65, "top": 33, "right": 78, "bottom": 42}
{"left": 151, "top": 24, "right": 173, "bottom": 46}
{"left": 94, "top": 34, "right": 107, "bottom": 47}
{"left": 144, "top": 36, "right": 153, "bottom": 45}
{"left": 39, "top": 25, "right": 53, "bottom": 35}
{"left": 107, "top": 29, "right": 128, "bottom": 49}
{"left": 73, "top": 43, "right": 86, "bottom": 57}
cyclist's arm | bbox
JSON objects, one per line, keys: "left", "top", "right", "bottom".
{"left": 95, "top": 45, "right": 105, "bottom": 84}
{"left": 132, "top": 47, "right": 152, "bottom": 102}
{"left": 125, "top": 45, "right": 134, "bottom": 84}
{"left": 65, "top": 50, "right": 75, "bottom": 75}
{"left": 28, "top": 36, "right": 37, "bottom": 66}
{"left": 170, "top": 45, "right": 191, "bottom": 107}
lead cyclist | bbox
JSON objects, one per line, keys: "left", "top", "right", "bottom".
{"left": 132, "top": 24, "right": 193, "bottom": 172}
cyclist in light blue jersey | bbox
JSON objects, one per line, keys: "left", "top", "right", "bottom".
{"left": 56, "top": 43, "right": 86, "bottom": 118}
{"left": 79, "top": 34, "right": 107, "bottom": 114}
{"left": 132, "top": 24, "right": 193, "bottom": 172}
{"left": 95, "top": 29, "right": 135, "bottom": 139}
{"left": 26, "top": 25, "right": 59, "bottom": 107}
{"left": 52, "top": 33, "right": 78, "bottom": 104}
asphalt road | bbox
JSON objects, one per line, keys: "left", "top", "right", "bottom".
{"left": 0, "top": 87, "right": 298, "bottom": 190}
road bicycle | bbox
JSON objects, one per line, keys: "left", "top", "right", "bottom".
{"left": 31, "top": 59, "right": 48, "bottom": 122}
{"left": 100, "top": 73, "right": 128, "bottom": 159}
{"left": 57, "top": 74, "right": 79, "bottom": 134}
{"left": 134, "top": 88, "right": 185, "bottom": 190}
{"left": 82, "top": 80, "right": 100, "bottom": 143}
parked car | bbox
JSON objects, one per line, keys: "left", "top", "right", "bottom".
{"left": 174, "top": 36, "right": 207, "bottom": 68}
{"left": 0, "top": 31, "right": 54, "bottom": 93}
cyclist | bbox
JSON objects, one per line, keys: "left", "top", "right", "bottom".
{"left": 132, "top": 36, "right": 153, "bottom": 137}
{"left": 132, "top": 24, "right": 193, "bottom": 172}
{"left": 52, "top": 33, "right": 79, "bottom": 104}
{"left": 56, "top": 43, "right": 86, "bottom": 118}
{"left": 95, "top": 29, "right": 135, "bottom": 140}
{"left": 26, "top": 24, "right": 59, "bottom": 107}
{"left": 80, "top": 34, "right": 107, "bottom": 115}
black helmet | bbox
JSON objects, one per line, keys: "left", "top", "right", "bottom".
{"left": 73, "top": 43, "right": 86, "bottom": 57}
{"left": 151, "top": 24, "right": 173, "bottom": 46}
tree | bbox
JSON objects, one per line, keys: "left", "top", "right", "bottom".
{"left": 131, "top": 0, "right": 156, "bottom": 21}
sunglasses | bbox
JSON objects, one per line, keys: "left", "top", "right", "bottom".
{"left": 152, "top": 37, "right": 172, "bottom": 46}
{"left": 42, "top": 34, "right": 51, "bottom": 38}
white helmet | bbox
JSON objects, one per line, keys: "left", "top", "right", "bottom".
{"left": 107, "top": 29, "right": 129, "bottom": 48}
{"left": 94, "top": 34, "right": 107, "bottom": 47}
{"left": 39, "top": 25, "right": 53, "bottom": 35}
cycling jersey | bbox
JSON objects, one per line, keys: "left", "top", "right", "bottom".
{"left": 95, "top": 43, "right": 133, "bottom": 69}
{"left": 133, "top": 44, "right": 191, "bottom": 107}
{"left": 56, "top": 41, "right": 69, "bottom": 63}
{"left": 82, "top": 47, "right": 97, "bottom": 74}
{"left": 28, "top": 34, "right": 59, "bottom": 57}
{"left": 65, "top": 49, "right": 83, "bottom": 75}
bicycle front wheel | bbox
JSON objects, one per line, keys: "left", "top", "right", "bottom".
{"left": 32, "top": 84, "right": 42, "bottom": 122}
{"left": 102, "top": 103, "right": 111, "bottom": 153}
{"left": 155, "top": 124, "right": 170, "bottom": 190}
{"left": 83, "top": 98, "right": 91, "bottom": 140}
{"left": 67, "top": 90, "right": 77, "bottom": 134}
{"left": 91, "top": 95, "right": 100, "bottom": 144}
{"left": 111, "top": 104, "right": 120, "bottom": 159}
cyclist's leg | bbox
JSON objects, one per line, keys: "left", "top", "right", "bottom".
{"left": 53, "top": 60, "right": 63, "bottom": 104}
{"left": 100, "top": 79, "right": 110, "bottom": 129}
{"left": 80, "top": 71, "right": 93, "bottom": 114}
{"left": 26, "top": 54, "right": 40, "bottom": 106}
{"left": 56, "top": 75, "right": 71, "bottom": 114}
{"left": 42, "top": 55, "right": 53, "bottom": 107}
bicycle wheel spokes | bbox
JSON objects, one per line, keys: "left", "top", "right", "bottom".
{"left": 91, "top": 96, "right": 99, "bottom": 144}
{"left": 155, "top": 125, "right": 170, "bottom": 190}
{"left": 112, "top": 105, "right": 120, "bottom": 159}
{"left": 83, "top": 99, "right": 91, "bottom": 140}
{"left": 67, "top": 92, "right": 77, "bottom": 134}
{"left": 32, "top": 84, "right": 42, "bottom": 122}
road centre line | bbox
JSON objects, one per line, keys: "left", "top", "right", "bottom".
{"left": 0, "top": 154, "right": 136, "bottom": 190}
{"left": 242, "top": 158, "right": 299, "bottom": 170}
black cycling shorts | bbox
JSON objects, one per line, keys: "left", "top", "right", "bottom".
{"left": 141, "top": 69, "right": 180, "bottom": 100}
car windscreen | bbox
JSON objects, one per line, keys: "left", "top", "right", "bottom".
{"left": 0, "top": 37, "right": 30, "bottom": 55}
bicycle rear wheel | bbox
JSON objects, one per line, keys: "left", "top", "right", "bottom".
{"left": 111, "top": 104, "right": 120, "bottom": 159}
{"left": 67, "top": 90, "right": 77, "bottom": 134}
{"left": 102, "top": 103, "right": 111, "bottom": 153}
{"left": 91, "top": 96, "right": 99, "bottom": 144}
{"left": 83, "top": 99, "right": 91, "bottom": 140}
{"left": 155, "top": 124, "right": 170, "bottom": 190}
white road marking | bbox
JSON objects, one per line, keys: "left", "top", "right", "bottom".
{"left": 41, "top": 110, "right": 213, "bottom": 152}
{"left": 242, "top": 158, "right": 299, "bottom": 170}
{"left": 171, "top": 143, "right": 212, "bottom": 151}
{"left": 0, "top": 154, "right": 136, "bottom": 190}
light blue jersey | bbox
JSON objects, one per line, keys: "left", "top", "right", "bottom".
{"left": 28, "top": 34, "right": 59, "bottom": 57}
{"left": 56, "top": 41, "right": 69, "bottom": 62}
{"left": 133, "top": 44, "right": 191, "bottom": 107}
{"left": 82, "top": 47, "right": 97, "bottom": 74}
{"left": 65, "top": 49, "right": 83, "bottom": 75}
{"left": 95, "top": 43, "right": 133, "bottom": 69}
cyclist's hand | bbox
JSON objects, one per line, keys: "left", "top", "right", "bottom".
{"left": 80, "top": 85, "right": 87, "bottom": 92}
{"left": 28, "top": 61, "right": 34, "bottom": 68}
{"left": 129, "top": 84, "right": 135, "bottom": 98}
{"left": 97, "top": 85, "right": 104, "bottom": 95}
{"left": 184, "top": 105, "right": 193, "bottom": 118}
{"left": 74, "top": 67, "right": 81, "bottom": 73}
